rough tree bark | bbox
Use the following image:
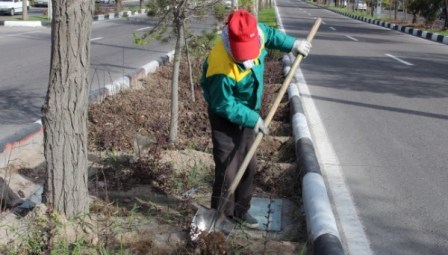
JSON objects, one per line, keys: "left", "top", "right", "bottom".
{"left": 168, "top": 13, "right": 184, "bottom": 143}
{"left": 41, "top": 0, "right": 93, "bottom": 217}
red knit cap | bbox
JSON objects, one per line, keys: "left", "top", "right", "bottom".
{"left": 227, "top": 10, "right": 260, "bottom": 61}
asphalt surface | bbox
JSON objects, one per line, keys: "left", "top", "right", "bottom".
{"left": 277, "top": 0, "right": 448, "bottom": 254}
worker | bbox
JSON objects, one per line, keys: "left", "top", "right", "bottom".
{"left": 200, "top": 9, "right": 311, "bottom": 229}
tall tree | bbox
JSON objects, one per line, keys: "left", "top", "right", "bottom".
{"left": 408, "top": 0, "right": 425, "bottom": 23}
{"left": 419, "top": 0, "right": 443, "bottom": 27}
{"left": 41, "top": 0, "right": 93, "bottom": 217}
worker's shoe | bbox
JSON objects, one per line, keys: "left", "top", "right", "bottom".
{"left": 234, "top": 213, "right": 259, "bottom": 229}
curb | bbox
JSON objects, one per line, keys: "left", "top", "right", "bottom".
{"left": 0, "top": 50, "right": 174, "bottom": 169}
{"left": 331, "top": 9, "right": 448, "bottom": 45}
{"left": 0, "top": 20, "right": 47, "bottom": 27}
{"left": 89, "top": 50, "right": 174, "bottom": 103}
{"left": 93, "top": 9, "right": 148, "bottom": 21}
{"left": 275, "top": 1, "right": 345, "bottom": 253}
{"left": 0, "top": 120, "right": 43, "bottom": 168}
{"left": 0, "top": 8, "right": 149, "bottom": 27}
{"left": 283, "top": 54, "right": 345, "bottom": 255}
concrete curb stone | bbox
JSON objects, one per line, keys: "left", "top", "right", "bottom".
{"left": 331, "top": 9, "right": 448, "bottom": 45}
{"left": 283, "top": 54, "right": 345, "bottom": 255}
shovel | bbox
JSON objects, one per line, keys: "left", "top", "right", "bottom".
{"left": 190, "top": 18, "right": 322, "bottom": 239}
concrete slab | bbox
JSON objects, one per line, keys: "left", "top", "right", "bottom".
{"left": 249, "top": 197, "right": 283, "bottom": 231}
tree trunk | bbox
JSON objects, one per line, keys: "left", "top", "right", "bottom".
{"left": 139, "top": 0, "right": 144, "bottom": 9}
{"left": 394, "top": 0, "right": 397, "bottom": 20}
{"left": 183, "top": 27, "right": 195, "bottom": 102}
{"left": 445, "top": 0, "right": 448, "bottom": 29}
{"left": 116, "top": 0, "right": 123, "bottom": 11}
{"left": 42, "top": 0, "right": 93, "bottom": 217}
{"left": 22, "top": 0, "right": 27, "bottom": 20}
{"left": 403, "top": 0, "right": 407, "bottom": 20}
{"left": 168, "top": 17, "right": 184, "bottom": 143}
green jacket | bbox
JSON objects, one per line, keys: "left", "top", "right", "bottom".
{"left": 200, "top": 23, "right": 296, "bottom": 128}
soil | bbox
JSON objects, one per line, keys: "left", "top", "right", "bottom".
{"left": 1, "top": 54, "right": 307, "bottom": 254}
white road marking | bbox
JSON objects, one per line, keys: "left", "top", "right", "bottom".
{"left": 322, "top": 21, "right": 326, "bottom": 25}
{"left": 136, "top": 27, "right": 152, "bottom": 31}
{"left": 90, "top": 37, "right": 103, "bottom": 41}
{"left": 385, "top": 54, "right": 414, "bottom": 66}
{"left": 345, "top": 35, "right": 359, "bottom": 41}
{"left": 330, "top": 26, "right": 336, "bottom": 31}
{"left": 296, "top": 68, "right": 374, "bottom": 255}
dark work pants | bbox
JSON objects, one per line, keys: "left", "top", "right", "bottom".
{"left": 208, "top": 109, "right": 257, "bottom": 218}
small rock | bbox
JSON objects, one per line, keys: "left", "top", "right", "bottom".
{"left": 17, "top": 190, "right": 25, "bottom": 198}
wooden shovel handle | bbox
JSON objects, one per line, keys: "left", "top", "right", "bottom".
{"left": 224, "top": 18, "right": 322, "bottom": 199}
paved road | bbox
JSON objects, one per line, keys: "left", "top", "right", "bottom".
{"left": 277, "top": 0, "right": 448, "bottom": 254}
{"left": 0, "top": 15, "right": 215, "bottom": 140}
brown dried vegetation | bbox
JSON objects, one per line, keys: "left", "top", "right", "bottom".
{"left": 85, "top": 56, "right": 305, "bottom": 254}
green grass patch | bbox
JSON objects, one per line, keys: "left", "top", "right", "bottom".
{"left": 258, "top": 7, "right": 284, "bottom": 59}
{"left": 10, "top": 16, "right": 49, "bottom": 22}
{"left": 258, "top": 7, "right": 277, "bottom": 28}
{"left": 127, "top": 6, "right": 141, "bottom": 12}
{"left": 332, "top": 6, "right": 374, "bottom": 19}
{"left": 427, "top": 29, "right": 448, "bottom": 36}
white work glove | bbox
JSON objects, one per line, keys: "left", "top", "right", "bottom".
{"left": 254, "top": 117, "right": 269, "bottom": 135}
{"left": 292, "top": 39, "right": 312, "bottom": 58}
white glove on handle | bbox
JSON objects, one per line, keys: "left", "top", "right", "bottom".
{"left": 254, "top": 118, "right": 269, "bottom": 135}
{"left": 292, "top": 39, "right": 312, "bottom": 58}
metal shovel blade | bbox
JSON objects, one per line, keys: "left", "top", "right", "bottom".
{"left": 190, "top": 206, "right": 235, "bottom": 241}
